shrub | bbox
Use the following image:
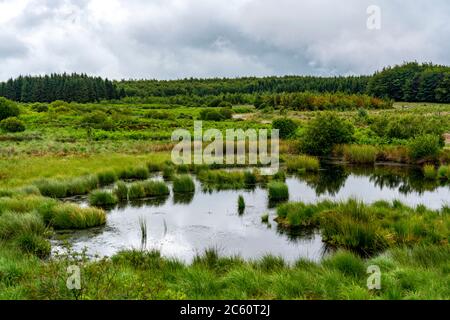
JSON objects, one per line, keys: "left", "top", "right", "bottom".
{"left": 88, "top": 190, "right": 118, "bottom": 207}
{"left": 437, "top": 165, "right": 449, "bottom": 180}
{"left": 0, "top": 97, "right": 20, "bottom": 120}
{"left": 173, "top": 175, "right": 195, "bottom": 193}
{"left": 342, "top": 145, "right": 378, "bottom": 164}
{"left": 31, "top": 103, "right": 49, "bottom": 113}
{"left": 423, "top": 165, "right": 437, "bottom": 180}
{"left": 285, "top": 155, "right": 319, "bottom": 173}
{"left": 268, "top": 181, "right": 289, "bottom": 202}
{"left": 199, "top": 108, "right": 233, "bottom": 121}
{"left": 114, "top": 181, "right": 128, "bottom": 201}
{"left": 272, "top": 118, "right": 299, "bottom": 139}
{"left": 97, "top": 170, "right": 118, "bottom": 186}
{"left": 408, "top": 134, "right": 442, "bottom": 161}
{"left": 0, "top": 117, "right": 25, "bottom": 132}
{"left": 301, "top": 112, "right": 354, "bottom": 156}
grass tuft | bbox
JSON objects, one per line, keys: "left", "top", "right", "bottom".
{"left": 173, "top": 175, "right": 195, "bottom": 194}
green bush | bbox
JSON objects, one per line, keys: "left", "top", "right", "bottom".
{"left": 0, "top": 97, "right": 20, "bottom": 120}
{"left": 173, "top": 175, "right": 195, "bottom": 194}
{"left": 423, "top": 165, "right": 437, "bottom": 180}
{"left": 437, "top": 165, "right": 449, "bottom": 180}
{"left": 272, "top": 118, "right": 299, "bottom": 139}
{"left": 301, "top": 112, "right": 354, "bottom": 156}
{"left": 0, "top": 117, "right": 25, "bottom": 132}
{"left": 408, "top": 134, "right": 442, "bottom": 161}
{"left": 199, "top": 108, "right": 233, "bottom": 121}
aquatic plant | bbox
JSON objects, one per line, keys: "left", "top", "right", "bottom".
{"left": 97, "top": 170, "right": 118, "bottom": 186}
{"left": 238, "top": 195, "right": 245, "bottom": 214}
{"left": 88, "top": 190, "right": 118, "bottom": 207}
{"left": 342, "top": 145, "right": 378, "bottom": 164}
{"left": 285, "top": 155, "right": 320, "bottom": 173}
{"left": 423, "top": 164, "right": 437, "bottom": 180}
{"left": 268, "top": 181, "right": 289, "bottom": 202}
{"left": 173, "top": 175, "right": 195, "bottom": 193}
{"left": 114, "top": 181, "right": 128, "bottom": 201}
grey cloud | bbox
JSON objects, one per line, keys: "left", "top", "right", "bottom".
{"left": 0, "top": 0, "right": 449, "bottom": 80}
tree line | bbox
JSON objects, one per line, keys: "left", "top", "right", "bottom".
{"left": 0, "top": 73, "right": 125, "bottom": 103}
{"left": 367, "top": 62, "right": 450, "bottom": 103}
{"left": 0, "top": 62, "right": 449, "bottom": 103}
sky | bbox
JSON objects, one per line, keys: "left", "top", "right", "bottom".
{"left": 0, "top": 0, "right": 449, "bottom": 81}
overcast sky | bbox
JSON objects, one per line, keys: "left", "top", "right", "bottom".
{"left": 0, "top": 0, "right": 449, "bottom": 81}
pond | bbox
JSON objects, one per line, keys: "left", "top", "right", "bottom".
{"left": 52, "top": 163, "right": 450, "bottom": 263}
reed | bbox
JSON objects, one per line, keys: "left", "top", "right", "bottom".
{"left": 114, "top": 181, "right": 129, "bottom": 201}
{"left": 285, "top": 155, "right": 320, "bottom": 173}
{"left": 342, "top": 145, "right": 378, "bottom": 164}
{"left": 238, "top": 195, "right": 245, "bottom": 214}
{"left": 97, "top": 170, "right": 118, "bottom": 186}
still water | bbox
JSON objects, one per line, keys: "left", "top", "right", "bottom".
{"left": 53, "top": 163, "right": 450, "bottom": 262}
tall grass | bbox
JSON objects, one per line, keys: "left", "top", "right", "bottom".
{"left": 128, "top": 180, "right": 170, "bottom": 200}
{"left": 38, "top": 202, "right": 106, "bottom": 230}
{"left": 268, "top": 181, "right": 289, "bottom": 202}
{"left": 97, "top": 170, "right": 118, "bottom": 186}
{"left": 285, "top": 155, "right": 320, "bottom": 173}
{"left": 173, "top": 175, "right": 195, "bottom": 193}
{"left": 162, "top": 164, "right": 175, "bottom": 180}
{"left": 88, "top": 190, "right": 118, "bottom": 207}
{"left": 117, "top": 167, "right": 149, "bottom": 180}
{"left": 342, "top": 145, "right": 378, "bottom": 164}
{"left": 276, "top": 199, "right": 448, "bottom": 255}
{"left": 138, "top": 216, "right": 148, "bottom": 250}
{"left": 114, "top": 181, "right": 128, "bottom": 201}
{"left": 34, "top": 175, "right": 99, "bottom": 198}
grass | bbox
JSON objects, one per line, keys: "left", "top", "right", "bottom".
{"left": 0, "top": 153, "right": 170, "bottom": 189}
{"left": 97, "top": 170, "right": 118, "bottom": 186}
{"left": 2, "top": 245, "right": 448, "bottom": 300}
{"left": 162, "top": 164, "right": 175, "bottom": 180}
{"left": 342, "top": 145, "right": 378, "bottom": 164}
{"left": 268, "top": 181, "right": 289, "bottom": 202}
{"left": 38, "top": 202, "right": 106, "bottom": 230}
{"left": 423, "top": 165, "right": 437, "bottom": 180}
{"left": 117, "top": 167, "right": 149, "bottom": 180}
{"left": 88, "top": 190, "right": 118, "bottom": 207}
{"left": 238, "top": 195, "right": 245, "bottom": 214}
{"left": 128, "top": 180, "right": 170, "bottom": 200}
{"left": 34, "top": 175, "right": 99, "bottom": 198}
{"left": 285, "top": 155, "right": 320, "bottom": 173}
{"left": 172, "top": 175, "right": 195, "bottom": 193}
{"left": 114, "top": 181, "right": 128, "bottom": 201}
{"left": 261, "top": 213, "right": 269, "bottom": 223}
{"left": 276, "top": 199, "right": 449, "bottom": 255}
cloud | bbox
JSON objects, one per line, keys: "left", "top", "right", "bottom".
{"left": 0, "top": 0, "right": 449, "bottom": 80}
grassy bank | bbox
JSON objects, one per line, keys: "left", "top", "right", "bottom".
{"left": 0, "top": 245, "right": 448, "bottom": 300}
